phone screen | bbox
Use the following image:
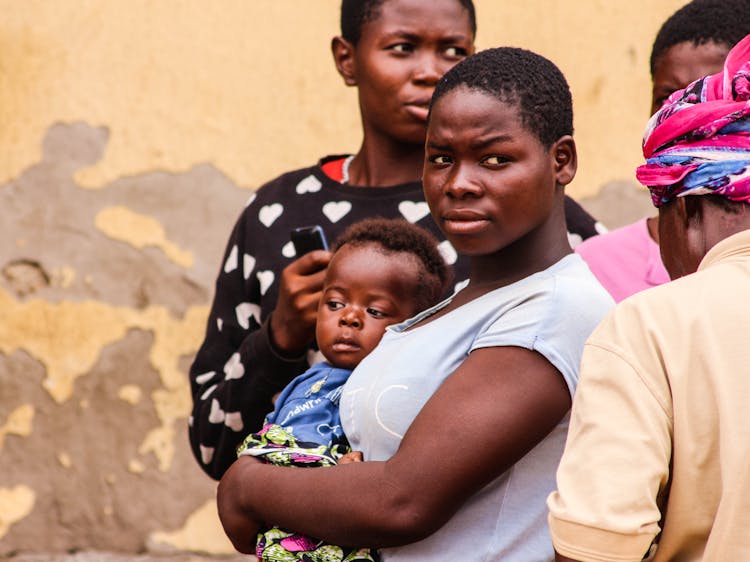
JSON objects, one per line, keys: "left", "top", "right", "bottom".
{"left": 291, "top": 225, "right": 329, "bottom": 256}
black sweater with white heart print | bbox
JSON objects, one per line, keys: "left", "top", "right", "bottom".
{"left": 188, "top": 155, "right": 601, "bottom": 479}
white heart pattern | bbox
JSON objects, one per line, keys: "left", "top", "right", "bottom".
{"left": 243, "top": 253, "right": 256, "bottom": 280}
{"left": 224, "top": 352, "right": 245, "bottom": 380}
{"left": 259, "top": 203, "right": 283, "bottom": 227}
{"left": 224, "top": 411, "right": 244, "bottom": 432}
{"left": 322, "top": 201, "right": 352, "bottom": 223}
{"left": 245, "top": 193, "right": 257, "bottom": 208}
{"left": 216, "top": 317, "right": 223, "bottom": 332}
{"left": 296, "top": 174, "right": 322, "bottom": 194}
{"left": 281, "top": 240, "right": 296, "bottom": 258}
{"left": 567, "top": 232, "right": 583, "bottom": 249}
{"left": 195, "top": 371, "right": 216, "bottom": 385}
{"left": 257, "top": 270, "right": 275, "bottom": 295}
{"left": 235, "top": 302, "right": 261, "bottom": 330}
{"left": 200, "top": 445, "right": 215, "bottom": 465}
{"left": 438, "top": 240, "right": 458, "bottom": 265}
{"left": 398, "top": 201, "right": 430, "bottom": 223}
{"left": 200, "top": 384, "right": 218, "bottom": 400}
{"left": 224, "top": 245, "right": 238, "bottom": 273}
{"left": 208, "top": 398, "right": 225, "bottom": 423}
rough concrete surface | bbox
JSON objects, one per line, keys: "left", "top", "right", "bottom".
{"left": 0, "top": 123, "right": 250, "bottom": 554}
{"left": 578, "top": 180, "right": 654, "bottom": 231}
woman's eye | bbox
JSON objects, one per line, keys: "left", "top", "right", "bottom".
{"left": 482, "top": 155, "right": 509, "bottom": 166}
{"left": 444, "top": 46, "right": 468, "bottom": 58}
{"left": 389, "top": 43, "right": 413, "bottom": 54}
{"left": 429, "top": 155, "right": 452, "bottom": 165}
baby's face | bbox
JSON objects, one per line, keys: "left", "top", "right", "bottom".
{"left": 315, "top": 243, "right": 421, "bottom": 370}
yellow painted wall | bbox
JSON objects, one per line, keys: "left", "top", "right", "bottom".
{"left": 2, "top": 1, "right": 685, "bottom": 197}
{"left": 0, "top": 0, "right": 688, "bottom": 555}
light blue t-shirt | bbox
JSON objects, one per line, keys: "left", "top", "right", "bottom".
{"left": 340, "top": 254, "right": 614, "bottom": 561}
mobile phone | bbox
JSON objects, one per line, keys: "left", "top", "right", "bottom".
{"left": 291, "top": 225, "right": 329, "bottom": 256}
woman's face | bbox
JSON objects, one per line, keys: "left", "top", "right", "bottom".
{"left": 651, "top": 40, "right": 729, "bottom": 115}
{"left": 350, "top": 0, "right": 474, "bottom": 146}
{"left": 423, "top": 87, "right": 568, "bottom": 258}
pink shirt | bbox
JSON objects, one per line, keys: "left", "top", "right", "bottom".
{"left": 575, "top": 218, "right": 670, "bottom": 302}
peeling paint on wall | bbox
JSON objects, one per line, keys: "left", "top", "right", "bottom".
{"left": 0, "top": 121, "right": 249, "bottom": 554}
{"left": 95, "top": 206, "right": 194, "bottom": 268}
{"left": 0, "top": 286, "right": 207, "bottom": 471}
{"left": 118, "top": 384, "right": 143, "bottom": 405}
{"left": 149, "top": 499, "right": 235, "bottom": 555}
{"left": 0, "top": 485, "right": 36, "bottom": 540}
{"left": 51, "top": 265, "right": 76, "bottom": 289}
{"left": 0, "top": 404, "right": 34, "bottom": 449}
{"left": 57, "top": 451, "right": 72, "bottom": 468}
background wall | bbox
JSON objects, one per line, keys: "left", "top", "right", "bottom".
{"left": 0, "top": 0, "right": 686, "bottom": 556}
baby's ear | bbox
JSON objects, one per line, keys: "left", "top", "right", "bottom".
{"left": 552, "top": 135, "right": 577, "bottom": 187}
{"left": 331, "top": 36, "right": 357, "bottom": 86}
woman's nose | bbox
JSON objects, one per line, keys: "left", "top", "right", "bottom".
{"left": 412, "top": 53, "right": 441, "bottom": 86}
{"left": 444, "top": 165, "right": 482, "bottom": 199}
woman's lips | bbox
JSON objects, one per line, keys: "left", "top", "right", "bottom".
{"left": 442, "top": 210, "right": 490, "bottom": 235}
{"left": 404, "top": 101, "right": 430, "bottom": 122}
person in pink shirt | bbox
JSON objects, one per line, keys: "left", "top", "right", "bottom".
{"left": 575, "top": 219, "right": 669, "bottom": 302}
{"left": 576, "top": 0, "right": 750, "bottom": 302}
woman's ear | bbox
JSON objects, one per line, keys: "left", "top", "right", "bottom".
{"left": 331, "top": 36, "right": 357, "bottom": 86}
{"left": 551, "top": 135, "right": 577, "bottom": 188}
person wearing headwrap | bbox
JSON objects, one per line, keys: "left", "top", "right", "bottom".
{"left": 575, "top": 0, "right": 750, "bottom": 302}
{"left": 548, "top": 34, "right": 750, "bottom": 562}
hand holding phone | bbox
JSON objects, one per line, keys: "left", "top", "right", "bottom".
{"left": 291, "top": 225, "right": 329, "bottom": 256}
{"left": 271, "top": 226, "right": 331, "bottom": 356}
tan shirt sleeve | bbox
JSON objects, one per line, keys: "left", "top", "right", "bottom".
{"left": 547, "top": 319, "right": 674, "bottom": 562}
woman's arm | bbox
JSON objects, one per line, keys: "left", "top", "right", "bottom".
{"left": 218, "top": 344, "right": 571, "bottom": 547}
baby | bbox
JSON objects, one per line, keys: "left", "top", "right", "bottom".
{"left": 236, "top": 217, "right": 451, "bottom": 562}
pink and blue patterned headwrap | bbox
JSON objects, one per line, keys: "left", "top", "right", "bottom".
{"left": 636, "top": 34, "right": 750, "bottom": 207}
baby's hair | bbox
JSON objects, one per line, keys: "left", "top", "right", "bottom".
{"left": 430, "top": 47, "right": 572, "bottom": 149}
{"left": 332, "top": 218, "right": 452, "bottom": 310}
{"left": 650, "top": 0, "right": 750, "bottom": 77}
{"left": 340, "top": 0, "right": 477, "bottom": 45}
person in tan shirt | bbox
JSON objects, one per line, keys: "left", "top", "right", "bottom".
{"left": 548, "top": 34, "right": 750, "bottom": 561}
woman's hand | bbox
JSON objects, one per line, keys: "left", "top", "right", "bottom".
{"left": 270, "top": 250, "right": 332, "bottom": 356}
{"left": 217, "top": 456, "right": 265, "bottom": 554}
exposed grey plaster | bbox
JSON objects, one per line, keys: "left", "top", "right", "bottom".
{"left": 0, "top": 122, "right": 250, "bottom": 316}
{"left": 0, "top": 122, "right": 251, "bottom": 555}
{"left": 578, "top": 180, "right": 655, "bottom": 231}
{"left": 0, "top": 331, "right": 216, "bottom": 553}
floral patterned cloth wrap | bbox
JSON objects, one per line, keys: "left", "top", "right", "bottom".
{"left": 637, "top": 34, "right": 750, "bottom": 207}
{"left": 237, "top": 423, "right": 379, "bottom": 562}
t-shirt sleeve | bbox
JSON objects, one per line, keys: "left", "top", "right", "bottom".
{"left": 547, "top": 323, "right": 673, "bottom": 561}
{"left": 471, "top": 270, "right": 612, "bottom": 397}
